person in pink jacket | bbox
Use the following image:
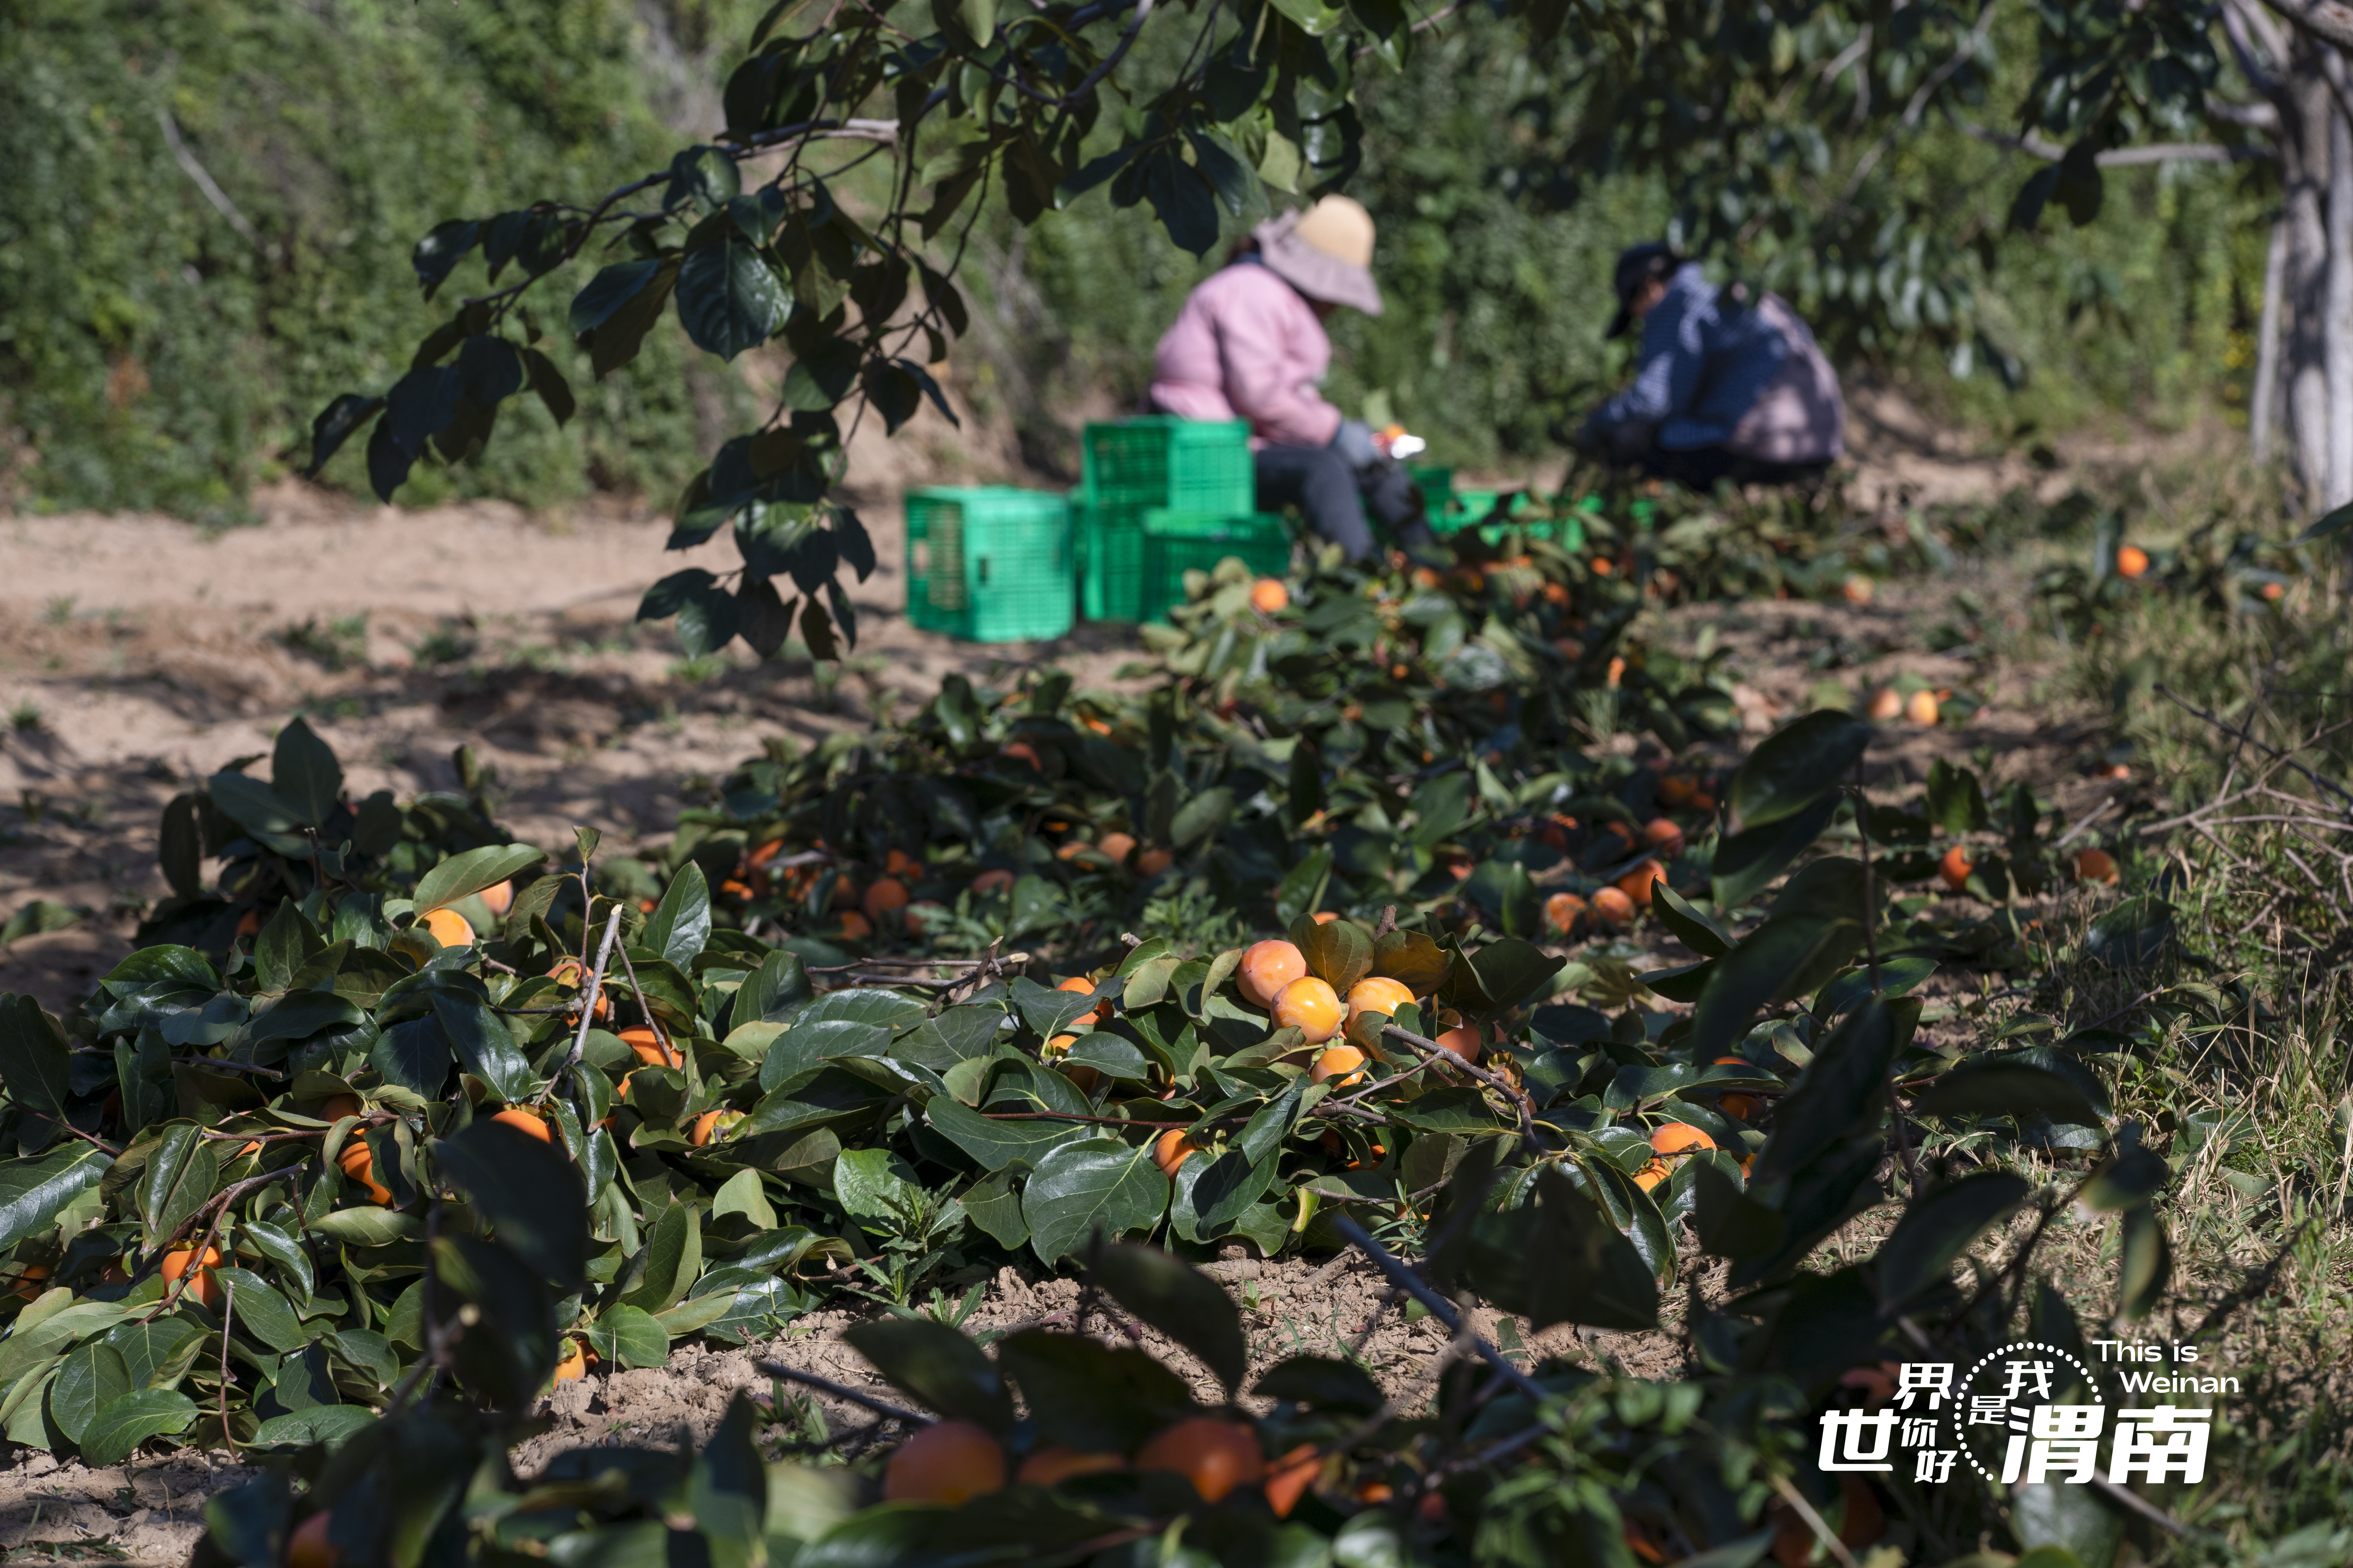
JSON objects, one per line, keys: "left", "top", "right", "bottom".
{"left": 1149, "top": 197, "right": 1428, "bottom": 561}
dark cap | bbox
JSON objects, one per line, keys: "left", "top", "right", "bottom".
{"left": 1607, "top": 242, "right": 1682, "bottom": 338}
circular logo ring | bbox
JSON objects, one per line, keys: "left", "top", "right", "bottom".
{"left": 1948, "top": 1340, "right": 2105, "bottom": 1482}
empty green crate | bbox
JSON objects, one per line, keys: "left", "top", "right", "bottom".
{"left": 904, "top": 487, "right": 1073, "bottom": 642}
{"left": 1082, "top": 418, "right": 1256, "bottom": 513}
{"left": 1140, "top": 510, "right": 1293, "bottom": 622}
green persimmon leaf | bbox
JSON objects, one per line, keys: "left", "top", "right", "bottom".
{"left": 0, "top": 994, "right": 70, "bottom": 1122}
{"left": 925, "top": 1095, "right": 1088, "bottom": 1170}
{"left": 644, "top": 864, "right": 713, "bottom": 970}
{"left": 412, "top": 845, "right": 545, "bottom": 917}
{"left": 1730, "top": 710, "right": 1872, "bottom": 828}
{"left": 1020, "top": 1139, "right": 1169, "bottom": 1265}
{"left": 79, "top": 1388, "right": 199, "bottom": 1466}
{"left": 677, "top": 237, "right": 792, "bottom": 360}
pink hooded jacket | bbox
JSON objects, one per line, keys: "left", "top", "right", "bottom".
{"left": 1149, "top": 260, "right": 1342, "bottom": 449}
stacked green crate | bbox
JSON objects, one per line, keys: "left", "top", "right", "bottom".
{"left": 1140, "top": 510, "right": 1293, "bottom": 622}
{"left": 904, "top": 487, "right": 1073, "bottom": 642}
{"left": 1408, "top": 464, "right": 1454, "bottom": 526}
{"left": 1078, "top": 419, "right": 1254, "bottom": 622}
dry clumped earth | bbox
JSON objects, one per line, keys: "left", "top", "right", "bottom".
{"left": 0, "top": 419, "right": 2137, "bottom": 1561}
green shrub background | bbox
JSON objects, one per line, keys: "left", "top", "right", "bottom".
{"left": 0, "top": 0, "right": 2267, "bottom": 519}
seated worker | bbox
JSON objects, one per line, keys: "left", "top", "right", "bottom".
{"left": 1578, "top": 243, "right": 1845, "bottom": 490}
{"left": 1149, "top": 196, "right": 1432, "bottom": 562}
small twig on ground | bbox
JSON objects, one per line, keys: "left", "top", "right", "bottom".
{"left": 756, "top": 1363, "right": 935, "bottom": 1426}
{"left": 2053, "top": 799, "right": 2120, "bottom": 849}
{"left": 1302, "top": 1249, "right": 1366, "bottom": 1294}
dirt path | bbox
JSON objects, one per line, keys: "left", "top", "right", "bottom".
{"left": 0, "top": 482, "right": 1152, "bottom": 1013}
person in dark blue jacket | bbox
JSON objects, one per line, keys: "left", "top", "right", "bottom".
{"left": 1578, "top": 243, "right": 1846, "bottom": 490}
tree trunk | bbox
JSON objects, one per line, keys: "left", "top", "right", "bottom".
{"left": 2329, "top": 64, "right": 2353, "bottom": 504}
{"left": 2284, "top": 42, "right": 2335, "bottom": 504}
{"left": 2253, "top": 212, "right": 2287, "bottom": 462}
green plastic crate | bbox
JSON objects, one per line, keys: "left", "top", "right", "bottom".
{"left": 904, "top": 487, "right": 1074, "bottom": 642}
{"left": 1428, "top": 487, "right": 1586, "bottom": 550}
{"left": 1434, "top": 488, "right": 1517, "bottom": 534}
{"left": 1082, "top": 418, "right": 1256, "bottom": 513}
{"left": 1140, "top": 510, "right": 1293, "bottom": 622}
{"left": 1079, "top": 501, "right": 1152, "bottom": 623}
{"left": 1408, "top": 464, "right": 1455, "bottom": 524}
{"left": 1079, "top": 419, "right": 1258, "bottom": 622}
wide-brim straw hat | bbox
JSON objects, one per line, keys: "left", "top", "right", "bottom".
{"left": 1254, "top": 196, "right": 1383, "bottom": 316}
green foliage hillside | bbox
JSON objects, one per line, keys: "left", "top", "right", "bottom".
{"left": 0, "top": 0, "right": 747, "bottom": 520}
{"left": 0, "top": 0, "right": 2270, "bottom": 519}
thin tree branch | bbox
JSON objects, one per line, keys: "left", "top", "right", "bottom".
{"left": 217, "top": 1276, "right": 240, "bottom": 1456}
{"left": 1329, "top": 1214, "right": 1550, "bottom": 1402}
{"left": 158, "top": 109, "right": 260, "bottom": 245}
{"left": 1379, "top": 1024, "right": 1538, "bottom": 1148}
{"left": 546, "top": 906, "right": 624, "bottom": 1104}
{"left": 2257, "top": 0, "right": 2353, "bottom": 53}
{"left": 1960, "top": 121, "right": 2272, "bottom": 165}
{"left": 756, "top": 1362, "right": 936, "bottom": 1425}
{"left": 1839, "top": 3, "right": 1990, "bottom": 200}
{"left": 1768, "top": 1474, "right": 1862, "bottom": 1568}
{"left": 2156, "top": 685, "right": 2353, "bottom": 809}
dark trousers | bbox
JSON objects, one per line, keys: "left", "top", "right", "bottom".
{"left": 1623, "top": 442, "right": 1831, "bottom": 492}
{"left": 1254, "top": 444, "right": 1431, "bottom": 562}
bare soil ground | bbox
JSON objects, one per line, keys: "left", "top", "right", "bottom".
{"left": 0, "top": 409, "right": 2146, "bottom": 1561}
{"left": 0, "top": 481, "right": 1154, "bottom": 1016}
